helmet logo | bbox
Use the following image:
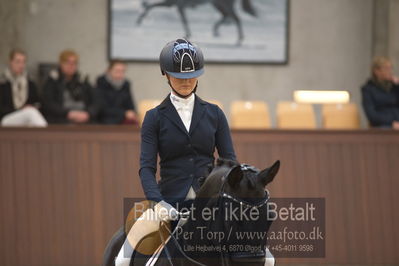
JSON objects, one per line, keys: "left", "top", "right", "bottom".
{"left": 180, "top": 52, "right": 195, "bottom": 73}
{"left": 173, "top": 40, "right": 198, "bottom": 73}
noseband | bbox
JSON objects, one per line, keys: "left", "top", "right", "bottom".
{"left": 220, "top": 164, "right": 270, "bottom": 210}
{"left": 221, "top": 191, "right": 270, "bottom": 210}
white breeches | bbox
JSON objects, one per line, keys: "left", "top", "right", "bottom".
{"left": 1, "top": 107, "right": 47, "bottom": 127}
{"left": 115, "top": 237, "right": 133, "bottom": 266}
{"left": 265, "top": 247, "right": 275, "bottom": 266}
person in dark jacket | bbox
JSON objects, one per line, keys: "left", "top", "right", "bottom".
{"left": 41, "top": 50, "right": 100, "bottom": 124}
{"left": 0, "top": 49, "right": 47, "bottom": 127}
{"left": 96, "top": 60, "right": 138, "bottom": 124}
{"left": 139, "top": 39, "right": 236, "bottom": 221}
{"left": 361, "top": 56, "right": 399, "bottom": 129}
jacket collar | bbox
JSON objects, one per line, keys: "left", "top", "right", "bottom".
{"left": 159, "top": 93, "right": 207, "bottom": 135}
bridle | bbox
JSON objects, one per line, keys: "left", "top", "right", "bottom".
{"left": 156, "top": 163, "right": 271, "bottom": 266}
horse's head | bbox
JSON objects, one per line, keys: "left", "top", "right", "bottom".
{"left": 198, "top": 158, "right": 280, "bottom": 200}
{"left": 195, "top": 158, "right": 280, "bottom": 265}
{"left": 222, "top": 159, "right": 280, "bottom": 200}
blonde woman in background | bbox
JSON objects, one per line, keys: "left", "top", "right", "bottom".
{"left": 361, "top": 56, "right": 399, "bottom": 129}
{"left": 41, "top": 50, "right": 101, "bottom": 124}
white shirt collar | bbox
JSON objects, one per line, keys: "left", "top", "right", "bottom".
{"left": 170, "top": 92, "right": 195, "bottom": 108}
{"left": 170, "top": 92, "right": 195, "bottom": 131}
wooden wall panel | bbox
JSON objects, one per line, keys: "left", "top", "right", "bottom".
{"left": 0, "top": 126, "right": 398, "bottom": 265}
{"left": 230, "top": 130, "right": 399, "bottom": 265}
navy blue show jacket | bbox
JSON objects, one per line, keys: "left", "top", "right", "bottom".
{"left": 139, "top": 94, "right": 236, "bottom": 205}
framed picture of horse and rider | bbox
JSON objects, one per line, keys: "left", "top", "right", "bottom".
{"left": 109, "top": 0, "right": 289, "bottom": 64}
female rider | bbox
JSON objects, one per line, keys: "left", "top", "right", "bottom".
{"left": 139, "top": 38, "right": 236, "bottom": 220}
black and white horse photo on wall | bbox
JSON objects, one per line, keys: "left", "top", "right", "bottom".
{"left": 136, "top": 0, "right": 258, "bottom": 45}
{"left": 109, "top": 0, "right": 288, "bottom": 63}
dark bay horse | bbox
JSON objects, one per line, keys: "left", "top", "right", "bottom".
{"left": 103, "top": 158, "right": 279, "bottom": 265}
{"left": 136, "top": 0, "right": 257, "bottom": 44}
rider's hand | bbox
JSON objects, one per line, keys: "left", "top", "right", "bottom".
{"left": 154, "top": 200, "right": 179, "bottom": 221}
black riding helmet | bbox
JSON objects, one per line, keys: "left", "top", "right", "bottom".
{"left": 160, "top": 39, "right": 204, "bottom": 79}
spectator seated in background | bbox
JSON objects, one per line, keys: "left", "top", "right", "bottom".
{"left": 361, "top": 56, "right": 399, "bottom": 129}
{"left": 96, "top": 60, "right": 138, "bottom": 124}
{"left": 41, "top": 50, "right": 100, "bottom": 124}
{"left": 0, "top": 49, "right": 47, "bottom": 127}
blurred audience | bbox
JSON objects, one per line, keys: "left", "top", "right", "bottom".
{"left": 361, "top": 56, "right": 399, "bottom": 129}
{"left": 41, "top": 50, "right": 100, "bottom": 124}
{"left": 96, "top": 60, "right": 138, "bottom": 124}
{"left": 0, "top": 49, "right": 47, "bottom": 127}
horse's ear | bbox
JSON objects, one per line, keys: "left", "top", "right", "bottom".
{"left": 258, "top": 160, "right": 280, "bottom": 187}
{"left": 227, "top": 165, "right": 243, "bottom": 188}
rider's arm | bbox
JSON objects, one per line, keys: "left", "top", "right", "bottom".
{"left": 139, "top": 109, "right": 163, "bottom": 203}
{"left": 215, "top": 106, "right": 236, "bottom": 160}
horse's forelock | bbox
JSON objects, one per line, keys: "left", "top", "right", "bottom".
{"left": 198, "top": 158, "right": 239, "bottom": 197}
{"left": 245, "top": 173, "right": 257, "bottom": 189}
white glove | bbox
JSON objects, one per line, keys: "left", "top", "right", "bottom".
{"left": 154, "top": 200, "right": 179, "bottom": 221}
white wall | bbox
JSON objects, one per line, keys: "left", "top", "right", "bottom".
{"left": 3, "top": 0, "right": 374, "bottom": 126}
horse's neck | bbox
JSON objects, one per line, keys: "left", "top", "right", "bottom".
{"left": 197, "top": 181, "right": 220, "bottom": 198}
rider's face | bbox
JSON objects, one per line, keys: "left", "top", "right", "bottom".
{"left": 167, "top": 75, "right": 198, "bottom": 97}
